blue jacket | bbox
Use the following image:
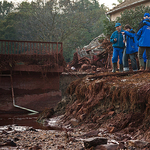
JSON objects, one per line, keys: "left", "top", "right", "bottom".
{"left": 110, "top": 29, "right": 125, "bottom": 48}
{"left": 143, "top": 20, "right": 150, "bottom": 26}
{"left": 124, "top": 29, "right": 138, "bottom": 54}
{"left": 137, "top": 19, "right": 150, "bottom": 47}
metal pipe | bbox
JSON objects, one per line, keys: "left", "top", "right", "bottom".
{"left": 5, "top": 74, "right": 39, "bottom": 115}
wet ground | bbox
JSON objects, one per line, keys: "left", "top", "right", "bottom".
{"left": 0, "top": 113, "right": 43, "bottom": 129}
{"left": 0, "top": 113, "right": 64, "bottom": 131}
{"left": 1, "top": 112, "right": 150, "bottom": 149}
{"left": 0, "top": 114, "right": 85, "bottom": 150}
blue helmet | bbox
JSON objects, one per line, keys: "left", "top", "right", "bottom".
{"left": 144, "top": 13, "right": 150, "bottom": 17}
{"left": 115, "top": 22, "right": 121, "bottom": 27}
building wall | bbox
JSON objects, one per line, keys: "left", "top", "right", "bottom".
{"left": 110, "top": 11, "right": 122, "bottom": 21}
{"left": 109, "top": 1, "right": 150, "bottom": 21}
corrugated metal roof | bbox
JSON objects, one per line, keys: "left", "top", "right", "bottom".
{"left": 107, "top": 0, "right": 148, "bottom": 15}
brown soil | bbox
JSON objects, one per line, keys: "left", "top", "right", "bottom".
{"left": 55, "top": 71, "right": 150, "bottom": 143}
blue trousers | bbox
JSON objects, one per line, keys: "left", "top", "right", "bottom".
{"left": 123, "top": 48, "right": 138, "bottom": 71}
{"left": 112, "top": 47, "right": 123, "bottom": 64}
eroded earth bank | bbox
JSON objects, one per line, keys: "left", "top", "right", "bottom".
{"left": 55, "top": 71, "right": 150, "bottom": 149}
{"left": 1, "top": 71, "right": 150, "bottom": 150}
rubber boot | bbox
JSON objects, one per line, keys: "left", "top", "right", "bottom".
{"left": 119, "top": 64, "right": 123, "bottom": 72}
{"left": 139, "top": 59, "right": 144, "bottom": 71}
{"left": 112, "top": 63, "right": 117, "bottom": 73}
{"left": 146, "top": 59, "right": 150, "bottom": 70}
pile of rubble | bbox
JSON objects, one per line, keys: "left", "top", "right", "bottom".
{"left": 66, "top": 34, "right": 113, "bottom": 73}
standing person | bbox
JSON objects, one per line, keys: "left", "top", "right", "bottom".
{"left": 137, "top": 13, "right": 150, "bottom": 70}
{"left": 122, "top": 24, "right": 138, "bottom": 72}
{"left": 110, "top": 23, "right": 125, "bottom": 73}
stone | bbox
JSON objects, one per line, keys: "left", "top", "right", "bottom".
{"left": 27, "top": 127, "right": 37, "bottom": 132}
{"left": 7, "top": 126, "right": 12, "bottom": 131}
{"left": 13, "top": 137, "right": 20, "bottom": 141}
{"left": 55, "top": 134, "right": 60, "bottom": 138}
{"left": 117, "top": 141, "right": 126, "bottom": 149}
{"left": 70, "top": 118, "right": 79, "bottom": 126}
{"left": 91, "top": 65, "right": 96, "bottom": 71}
{"left": 95, "top": 144, "right": 118, "bottom": 150}
{"left": 83, "top": 137, "right": 107, "bottom": 148}
{"left": 81, "top": 64, "right": 91, "bottom": 71}
{"left": 81, "top": 130, "right": 99, "bottom": 138}
{"left": 2, "top": 130, "right": 8, "bottom": 135}
{"left": 4, "top": 140, "right": 17, "bottom": 147}
{"left": 127, "top": 140, "right": 149, "bottom": 148}
{"left": 28, "top": 145, "right": 42, "bottom": 150}
{"left": 57, "top": 145, "right": 65, "bottom": 149}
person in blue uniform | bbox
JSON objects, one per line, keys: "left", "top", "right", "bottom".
{"left": 121, "top": 24, "right": 138, "bottom": 72}
{"left": 137, "top": 13, "right": 150, "bottom": 70}
{"left": 110, "top": 23, "right": 125, "bottom": 73}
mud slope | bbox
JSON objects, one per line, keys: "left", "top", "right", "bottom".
{"left": 57, "top": 71, "right": 150, "bottom": 142}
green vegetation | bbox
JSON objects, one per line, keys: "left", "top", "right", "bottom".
{"left": 0, "top": 0, "right": 107, "bottom": 62}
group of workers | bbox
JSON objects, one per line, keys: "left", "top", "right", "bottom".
{"left": 110, "top": 13, "right": 150, "bottom": 73}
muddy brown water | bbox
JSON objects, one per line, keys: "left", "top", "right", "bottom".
{"left": 0, "top": 113, "right": 48, "bottom": 130}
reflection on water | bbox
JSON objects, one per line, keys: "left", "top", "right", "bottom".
{"left": 0, "top": 114, "right": 45, "bottom": 129}
{"left": 0, "top": 114, "right": 64, "bottom": 130}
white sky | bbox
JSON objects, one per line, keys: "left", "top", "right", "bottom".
{"left": 7, "top": 0, "right": 119, "bottom": 9}
{"left": 99, "top": 0, "right": 119, "bottom": 9}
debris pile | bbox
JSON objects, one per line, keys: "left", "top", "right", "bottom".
{"left": 66, "top": 37, "right": 113, "bottom": 73}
